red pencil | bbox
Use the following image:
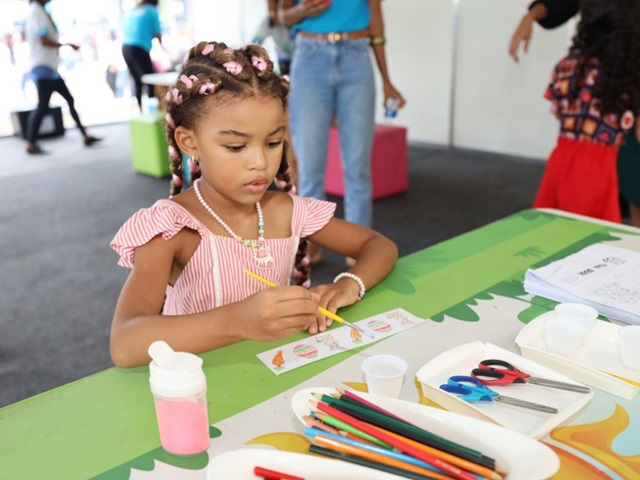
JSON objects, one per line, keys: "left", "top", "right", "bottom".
{"left": 253, "top": 465, "right": 305, "bottom": 480}
{"left": 313, "top": 400, "right": 476, "bottom": 480}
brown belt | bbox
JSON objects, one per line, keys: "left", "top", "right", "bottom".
{"left": 297, "top": 29, "right": 369, "bottom": 43}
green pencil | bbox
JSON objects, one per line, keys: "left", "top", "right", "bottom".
{"left": 313, "top": 393, "right": 495, "bottom": 470}
{"left": 312, "top": 412, "right": 393, "bottom": 450}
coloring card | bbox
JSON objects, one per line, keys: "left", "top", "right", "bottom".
{"left": 256, "top": 308, "right": 424, "bottom": 375}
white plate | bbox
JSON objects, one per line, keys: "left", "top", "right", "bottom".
{"left": 292, "top": 386, "right": 559, "bottom": 480}
{"left": 415, "top": 341, "right": 593, "bottom": 439}
{"left": 206, "top": 448, "right": 401, "bottom": 479}
{"left": 515, "top": 311, "right": 640, "bottom": 400}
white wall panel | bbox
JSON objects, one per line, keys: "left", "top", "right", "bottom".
{"left": 453, "top": 0, "right": 573, "bottom": 158}
{"left": 186, "top": 0, "right": 574, "bottom": 159}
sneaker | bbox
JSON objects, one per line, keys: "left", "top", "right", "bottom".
{"left": 26, "top": 145, "right": 48, "bottom": 155}
{"left": 84, "top": 136, "right": 102, "bottom": 146}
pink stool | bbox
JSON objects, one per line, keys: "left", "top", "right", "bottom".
{"left": 323, "top": 124, "right": 408, "bottom": 200}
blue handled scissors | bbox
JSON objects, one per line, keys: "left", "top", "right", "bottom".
{"left": 440, "top": 375, "right": 558, "bottom": 414}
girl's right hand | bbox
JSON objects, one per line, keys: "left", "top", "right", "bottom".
{"left": 236, "top": 286, "right": 321, "bottom": 341}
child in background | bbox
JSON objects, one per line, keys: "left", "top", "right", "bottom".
{"left": 109, "top": 41, "right": 398, "bottom": 368}
{"left": 533, "top": 0, "right": 640, "bottom": 222}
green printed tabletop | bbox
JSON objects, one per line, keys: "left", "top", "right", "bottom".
{"left": 1, "top": 209, "right": 639, "bottom": 479}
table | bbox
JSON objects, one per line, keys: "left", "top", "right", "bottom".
{"left": 2, "top": 209, "right": 639, "bottom": 479}
{"left": 141, "top": 72, "right": 179, "bottom": 107}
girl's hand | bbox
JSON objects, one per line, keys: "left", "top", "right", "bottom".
{"left": 236, "top": 286, "right": 320, "bottom": 340}
{"left": 309, "top": 278, "right": 361, "bottom": 327}
{"left": 383, "top": 82, "right": 406, "bottom": 110}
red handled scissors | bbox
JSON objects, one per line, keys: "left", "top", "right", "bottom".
{"left": 471, "top": 359, "right": 591, "bottom": 393}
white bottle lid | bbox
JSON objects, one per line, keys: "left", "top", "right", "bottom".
{"left": 148, "top": 341, "right": 206, "bottom": 398}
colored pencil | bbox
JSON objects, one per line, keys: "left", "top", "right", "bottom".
{"left": 335, "top": 389, "right": 488, "bottom": 460}
{"left": 243, "top": 269, "right": 373, "bottom": 338}
{"left": 304, "top": 415, "right": 378, "bottom": 446}
{"left": 313, "top": 400, "right": 477, "bottom": 480}
{"left": 253, "top": 465, "right": 305, "bottom": 480}
{"left": 312, "top": 412, "right": 393, "bottom": 449}
{"left": 313, "top": 410, "right": 500, "bottom": 480}
{"left": 305, "top": 427, "right": 462, "bottom": 480}
{"left": 336, "top": 389, "right": 504, "bottom": 476}
{"left": 337, "top": 387, "right": 408, "bottom": 422}
{"left": 313, "top": 393, "right": 495, "bottom": 471}
{"left": 314, "top": 433, "right": 458, "bottom": 480}
{"left": 309, "top": 444, "right": 440, "bottom": 480}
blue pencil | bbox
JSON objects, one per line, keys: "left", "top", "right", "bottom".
{"left": 304, "top": 427, "right": 484, "bottom": 480}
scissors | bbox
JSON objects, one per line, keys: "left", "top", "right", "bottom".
{"left": 472, "top": 359, "right": 591, "bottom": 394}
{"left": 440, "top": 375, "right": 559, "bottom": 414}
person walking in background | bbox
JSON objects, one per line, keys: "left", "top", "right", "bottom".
{"left": 121, "top": 0, "right": 162, "bottom": 111}
{"left": 532, "top": 0, "right": 640, "bottom": 223}
{"left": 109, "top": 40, "right": 397, "bottom": 367}
{"left": 509, "top": 0, "right": 640, "bottom": 227}
{"left": 274, "top": 0, "right": 405, "bottom": 266}
{"left": 24, "top": 0, "right": 101, "bottom": 155}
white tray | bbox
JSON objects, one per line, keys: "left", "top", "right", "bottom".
{"left": 415, "top": 342, "right": 593, "bottom": 439}
{"left": 515, "top": 312, "right": 640, "bottom": 400}
{"left": 207, "top": 448, "right": 400, "bottom": 479}
{"left": 292, "top": 387, "right": 559, "bottom": 480}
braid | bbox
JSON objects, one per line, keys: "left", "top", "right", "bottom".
{"left": 164, "top": 40, "right": 309, "bottom": 285}
{"left": 569, "top": 0, "right": 640, "bottom": 116}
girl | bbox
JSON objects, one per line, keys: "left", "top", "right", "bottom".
{"left": 110, "top": 41, "right": 398, "bottom": 368}
{"left": 533, "top": 0, "right": 640, "bottom": 222}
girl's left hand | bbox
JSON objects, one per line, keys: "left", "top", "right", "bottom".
{"left": 309, "top": 280, "right": 361, "bottom": 331}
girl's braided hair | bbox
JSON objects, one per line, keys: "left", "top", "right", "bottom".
{"left": 164, "top": 41, "right": 310, "bottom": 286}
{"left": 569, "top": 0, "right": 640, "bottom": 116}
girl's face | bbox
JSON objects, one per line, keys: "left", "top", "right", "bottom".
{"left": 187, "top": 96, "right": 286, "bottom": 207}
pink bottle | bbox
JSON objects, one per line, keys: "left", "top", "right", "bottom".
{"left": 148, "top": 341, "right": 209, "bottom": 456}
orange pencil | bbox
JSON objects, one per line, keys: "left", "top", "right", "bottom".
{"left": 382, "top": 426, "right": 501, "bottom": 480}
{"left": 314, "top": 434, "right": 454, "bottom": 480}
{"left": 312, "top": 400, "right": 476, "bottom": 480}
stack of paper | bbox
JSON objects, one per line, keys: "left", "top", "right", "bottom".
{"left": 524, "top": 243, "right": 640, "bottom": 325}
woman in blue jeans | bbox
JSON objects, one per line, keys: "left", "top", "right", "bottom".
{"left": 275, "top": 0, "right": 405, "bottom": 264}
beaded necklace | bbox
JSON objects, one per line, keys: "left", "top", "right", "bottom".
{"left": 193, "top": 179, "right": 274, "bottom": 270}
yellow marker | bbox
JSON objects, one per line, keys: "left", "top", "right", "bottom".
{"left": 244, "top": 269, "right": 374, "bottom": 338}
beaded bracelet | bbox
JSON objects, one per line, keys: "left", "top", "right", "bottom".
{"left": 334, "top": 272, "right": 366, "bottom": 301}
{"left": 370, "top": 35, "right": 386, "bottom": 47}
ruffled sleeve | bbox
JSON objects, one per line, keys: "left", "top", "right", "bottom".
{"left": 110, "top": 199, "right": 203, "bottom": 268}
{"left": 290, "top": 195, "right": 337, "bottom": 238}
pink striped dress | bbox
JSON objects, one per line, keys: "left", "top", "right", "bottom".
{"left": 111, "top": 194, "right": 336, "bottom": 315}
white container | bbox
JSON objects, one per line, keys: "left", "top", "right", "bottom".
{"left": 361, "top": 354, "right": 407, "bottom": 398}
{"left": 543, "top": 316, "right": 587, "bottom": 357}
{"left": 554, "top": 303, "right": 598, "bottom": 336}
{"left": 148, "top": 341, "right": 209, "bottom": 456}
{"left": 618, "top": 325, "right": 640, "bottom": 371}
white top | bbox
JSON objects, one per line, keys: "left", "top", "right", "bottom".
{"left": 25, "top": 2, "right": 59, "bottom": 70}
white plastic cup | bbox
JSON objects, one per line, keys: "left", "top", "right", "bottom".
{"left": 543, "top": 316, "right": 587, "bottom": 356}
{"left": 361, "top": 354, "right": 408, "bottom": 398}
{"left": 617, "top": 325, "right": 640, "bottom": 371}
{"left": 148, "top": 341, "right": 209, "bottom": 456}
{"left": 554, "top": 303, "right": 599, "bottom": 336}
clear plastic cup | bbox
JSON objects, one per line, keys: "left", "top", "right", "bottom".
{"left": 361, "top": 354, "right": 408, "bottom": 398}
{"left": 543, "top": 316, "right": 587, "bottom": 356}
{"left": 617, "top": 325, "right": 640, "bottom": 371}
{"left": 554, "top": 303, "right": 599, "bottom": 337}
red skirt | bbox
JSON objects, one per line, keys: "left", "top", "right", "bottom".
{"left": 533, "top": 137, "right": 621, "bottom": 222}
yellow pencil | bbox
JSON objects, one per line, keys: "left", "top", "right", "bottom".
{"left": 244, "top": 269, "right": 374, "bottom": 338}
